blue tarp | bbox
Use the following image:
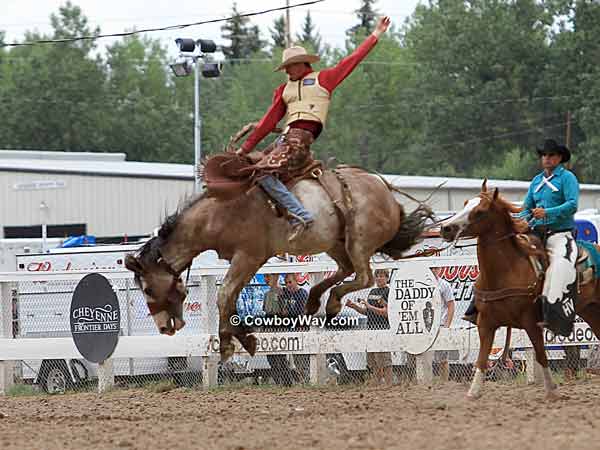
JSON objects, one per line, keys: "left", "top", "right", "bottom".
{"left": 60, "top": 235, "right": 96, "bottom": 247}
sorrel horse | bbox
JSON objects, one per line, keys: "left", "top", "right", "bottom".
{"left": 440, "top": 180, "right": 600, "bottom": 400}
{"left": 125, "top": 167, "right": 429, "bottom": 361}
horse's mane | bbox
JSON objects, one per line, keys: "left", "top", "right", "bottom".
{"left": 481, "top": 191, "right": 539, "bottom": 257}
{"left": 137, "top": 191, "right": 209, "bottom": 266}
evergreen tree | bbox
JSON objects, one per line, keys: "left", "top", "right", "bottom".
{"left": 296, "top": 11, "right": 322, "bottom": 53}
{"left": 346, "top": 0, "right": 378, "bottom": 40}
{"left": 220, "top": 3, "right": 266, "bottom": 61}
{"left": 270, "top": 15, "right": 287, "bottom": 50}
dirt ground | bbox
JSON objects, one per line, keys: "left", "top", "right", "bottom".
{"left": 2, "top": 377, "right": 600, "bottom": 450}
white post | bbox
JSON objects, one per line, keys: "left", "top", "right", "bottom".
{"left": 202, "top": 356, "right": 218, "bottom": 389}
{"left": 97, "top": 359, "right": 115, "bottom": 393}
{"left": 415, "top": 351, "right": 434, "bottom": 385}
{"left": 200, "top": 274, "right": 218, "bottom": 388}
{"left": 40, "top": 201, "right": 49, "bottom": 253}
{"left": 525, "top": 348, "right": 543, "bottom": 384}
{"left": 0, "top": 282, "right": 15, "bottom": 395}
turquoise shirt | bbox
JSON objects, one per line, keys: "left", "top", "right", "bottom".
{"left": 520, "top": 165, "right": 579, "bottom": 231}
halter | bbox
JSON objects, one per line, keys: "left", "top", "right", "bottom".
{"left": 145, "top": 256, "right": 191, "bottom": 316}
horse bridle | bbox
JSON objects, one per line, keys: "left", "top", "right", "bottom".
{"left": 144, "top": 256, "right": 191, "bottom": 316}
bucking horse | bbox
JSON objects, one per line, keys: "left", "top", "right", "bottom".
{"left": 125, "top": 158, "right": 431, "bottom": 361}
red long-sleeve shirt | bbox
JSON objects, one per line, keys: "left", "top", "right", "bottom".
{"left": 241, "top": 34, "right": 380, "bottom": 153}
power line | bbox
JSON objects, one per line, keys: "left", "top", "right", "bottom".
{"left": 0, "top": 0, "right": 325, "bottom": 48}
{"left": 404, "top": 120, "right": 576, "bottom": 155}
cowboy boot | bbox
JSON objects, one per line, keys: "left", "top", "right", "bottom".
{"left": 538, "top": 295, "right": 575, "bottom": 337}
{"left": 462, "top": 299, "right": 478, "bottom": 324}
{"left": 288, "top": 218, "right": 314, "bottom": 243}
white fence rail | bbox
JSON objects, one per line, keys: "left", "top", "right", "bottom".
{"left": 0, "top": 256, "right": 596, "bottom": 394}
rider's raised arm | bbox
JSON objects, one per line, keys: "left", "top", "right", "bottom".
{"left": 240, "top": 84, "right": 287, "bottom": 153}
{"left": 318, "top": 16, "right": 390, "bottom": 92}
{"left": 318, "top": 35, "right": 379, "bottom": 93}
{"left": 544, "top": 171, "right": 580, "bottom": 222}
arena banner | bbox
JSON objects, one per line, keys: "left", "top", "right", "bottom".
{"left": 70, "top": 273, "right": 120, "bottom": 363}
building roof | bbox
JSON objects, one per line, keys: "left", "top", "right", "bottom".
{"left": 0, "top": 150, "right": 193, "bottom": 180}
{"left": 2, "top": 150, "right": 600, "bottom": 190}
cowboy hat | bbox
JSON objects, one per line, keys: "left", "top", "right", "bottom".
{"left": 274, "top": 46, "right": 320, "bottom": 72}
{"left": 536, "top": 138, "right": 571, "bottom": 163}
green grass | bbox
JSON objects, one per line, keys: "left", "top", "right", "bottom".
{"left": 5, "top": 384, "right": 41, "bottom": 397}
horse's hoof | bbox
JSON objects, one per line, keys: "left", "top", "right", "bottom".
{"left": 239, "top": 334, "right": 257, "bottom": 356}
{"left": 545, "top": 391, "right": 566, "bottom": 402}
{"left": 220, "top": 342, "right": 235, "bottom": 362}
{"left": 325, "top": 306, "right": 341, "bottom": 322}
{"left": 467, "top": 391, "right": 481, "bottom": 400}
{"left": 306, "top": 298, "right": 321, "bottom": 316}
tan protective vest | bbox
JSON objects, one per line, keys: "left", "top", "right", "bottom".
{"left": 282, "top": 72, "right": 331, "bottom": 127}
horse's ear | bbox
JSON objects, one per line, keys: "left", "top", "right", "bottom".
{"left": 125, "top": 254, "right": 144, "bottom": 275}
{"left": 493, "top": 187, "right": 499, "bottom": 201}
{"left": 481, "top": 178, "right": 488, "bottom": 192}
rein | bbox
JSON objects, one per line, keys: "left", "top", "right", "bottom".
{"left": 454, "top": 231, "right": 516, "bottom": 249}
{"left": 447, "top": 227, "right": 543, "bottom": 302}
{"left": 145, "top": 255, "right": 191, "bottom": 316}
{"left": 474, "top": 278, "right": 542, "bottom": 303}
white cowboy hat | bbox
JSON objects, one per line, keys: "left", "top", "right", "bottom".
{"left": 274, "top": 46, "right": 320, "bottom": 72}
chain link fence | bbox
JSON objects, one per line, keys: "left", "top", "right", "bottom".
{"left": 0, "top": 259, "right": 596, "bottom": 395}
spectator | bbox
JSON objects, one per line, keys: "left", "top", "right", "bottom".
{"left": 262, "top": 273, "right": 293, "bottom": 386}
{"left": 431, "top": 267, "right": 455, "bottom": 382}
{"left": 587, "top": 344, "right": 600, "bottom": 376}
{"left": 347, "top": 269, "right": 392, "bottom": 385}
{"left": 279, "top": 273, "right": 310, "bottom": 383}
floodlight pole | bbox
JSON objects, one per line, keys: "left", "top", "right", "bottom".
{"left": 194, "top": 57, "right": 202, "bottom": 194}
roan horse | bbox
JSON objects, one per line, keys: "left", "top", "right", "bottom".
{"left": 440, "top": 180, "right": 600, "bottom": 400}
{"left": 125, "top": 167, "right": 429, "bottom": 361}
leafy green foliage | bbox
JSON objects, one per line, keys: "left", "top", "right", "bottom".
{"left": 2, "top": 0, "right": 600, "bottom": 183}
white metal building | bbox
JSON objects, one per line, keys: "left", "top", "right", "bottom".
{"left": 2, "top": 150, "right": 600, "bottom": 239}
{"left": 0, "top": 150, "right": 194, "bottom": 239}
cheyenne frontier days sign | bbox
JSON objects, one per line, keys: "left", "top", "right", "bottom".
{"left": 70, "top": 273, "right": 120, "bottom": 363}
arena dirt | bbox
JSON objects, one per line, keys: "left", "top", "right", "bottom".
{"left": 2, "top": 377, "right": 600, "bottom": 450}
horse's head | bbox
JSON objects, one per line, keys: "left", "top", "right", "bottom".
{"left": 125, "top": 249, "right": 187, "bottom": 336}
{"left": 440, "top": 179, "right": 520, "bottom": 242}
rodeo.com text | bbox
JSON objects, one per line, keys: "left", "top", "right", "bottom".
{"left": 207, "top": 335, "right": 303, "bottom": 353}
{"left": 229, "top": 314, "right": 360, "bottom": 329}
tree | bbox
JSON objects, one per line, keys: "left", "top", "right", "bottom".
{"left": 220, "top": 3, "right": 266, "bottom": 62}
{"left": 296, "top": 11, "right": 322, "bottom": 53}
{"left": 402, "top": 0, "right": 553, "bottom": 176}
{"left": 102, "top": 34, "right": 187, "bottom": 162}
{"left": 270, "top": 15, "right": 287, "bottom": 50}
{"left": 346, "top": 0, "right": 378, "bottom": 41}
{"left": 0, "top": 2, "right": 106, "bottom": 152}
{"left": 50, "top": 1, "right": 100, "bottom": 53}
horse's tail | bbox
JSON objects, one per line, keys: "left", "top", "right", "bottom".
{"left": 377, "top": 202, "right": 433, "bottom": 260}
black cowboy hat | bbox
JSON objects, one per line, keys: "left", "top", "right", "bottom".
{"left": 536, "top": 138, "right": 571, "bottom": 163}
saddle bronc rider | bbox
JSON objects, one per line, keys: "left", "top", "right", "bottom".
{"left": 463, "top": 139, "right": 580, "bottom": 337}
{"left": 236, "top": 16, "right": 391, "bottom": 242}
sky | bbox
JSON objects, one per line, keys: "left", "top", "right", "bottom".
{"left": 1, "top": 0, "right": 422, "bottom": 53}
